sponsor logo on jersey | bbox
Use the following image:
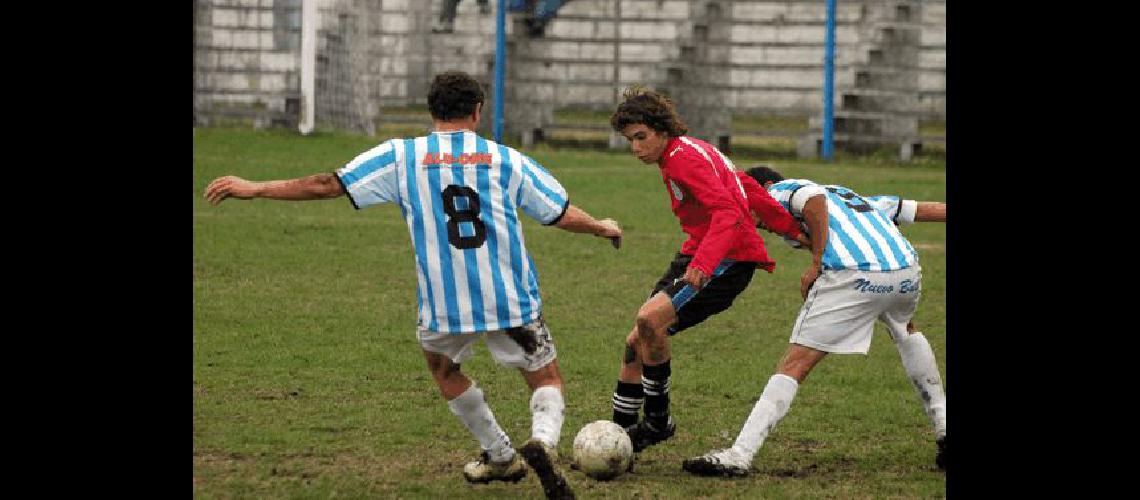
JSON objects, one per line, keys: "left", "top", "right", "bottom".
{"left": 421, "top": 152, "right": 494, "bottom": 165}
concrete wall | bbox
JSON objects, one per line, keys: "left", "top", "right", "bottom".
{"left": 505, "top": 0, "right": 945, "bottom": 117}
{"left": 193, "top": 0, "right": 946, "bottom": 129}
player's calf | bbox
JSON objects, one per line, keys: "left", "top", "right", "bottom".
{"left": 520, "top": 438, "right": 575, "bottom": 500}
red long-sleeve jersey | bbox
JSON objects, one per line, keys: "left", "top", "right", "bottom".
{"left": 735, "top": 171, "right": 804, "bottom": 240}
{"left": 657, "top": 136, "right": 793, "bottom": 275}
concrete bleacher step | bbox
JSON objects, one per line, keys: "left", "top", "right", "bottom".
{"left": 838, "top": 90, "right": 918, "bottom": 113}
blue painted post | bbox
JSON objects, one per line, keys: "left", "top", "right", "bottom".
{"left": 822, "top": 0, "right": 836, "bottom": 160}
{"left": 493, "top": 0, "right": 506, "bottom": 143}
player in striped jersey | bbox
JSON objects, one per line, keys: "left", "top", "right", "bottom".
{"left": 204, "top": 71, "right": 622, "bottom": 499}
{"left": 683, "top": 166, "right": 947, "bottom": 476}
{"left": 605, "top": 86, "right": 806, "bottom": 455}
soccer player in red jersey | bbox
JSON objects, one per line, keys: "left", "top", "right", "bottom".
{"left": 605, "top": 86, "right": 808, "bottom": 453}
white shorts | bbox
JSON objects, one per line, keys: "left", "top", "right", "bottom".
{"left": 790, "top": 266, "right": 921, "bottom": 354}
{"left": 418, "top": 317, "right": 558, "bottom": 372}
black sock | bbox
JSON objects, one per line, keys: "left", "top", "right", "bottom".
{"left": 611, "top": 381, "right": 644, "bottom": 429}
{"left": 641, "top": 360, "right": 671, "bottom": 427}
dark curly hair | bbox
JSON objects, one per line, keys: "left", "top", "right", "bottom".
{"left": 610, "top": 85, "right": 688, "bottom": 137}
{"left": 745, "top": 165, "right": 785, "bottom": 186}
{"left": 428, "top": 71, "right": 485, "bottom": 121}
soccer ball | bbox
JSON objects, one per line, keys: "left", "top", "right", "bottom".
{"left": 572, "top": 420, "right": 633, "bottom": 480}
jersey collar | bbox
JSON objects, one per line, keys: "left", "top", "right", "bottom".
{"left": 659, "top": 135, "right": 686, "bottom": 167}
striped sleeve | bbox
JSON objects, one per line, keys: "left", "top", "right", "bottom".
{"left": 334, "top": 140, "right": 400, "bottom": 209}
{"left": 865, "top": 195, "right": 918, "bottom": 225}
{"left": 516, "top": 154, "right": 569, "bottom": 225}
{"left": 768, "top": 179, "right": 825, "bottom": 216}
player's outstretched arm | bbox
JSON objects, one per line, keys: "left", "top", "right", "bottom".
{"left": 553, "top": 204, "right": 623, "bottom": 249}
{"left": 914, "top": 201, "right": 946, "bottom": 222}
{"left": 205, "top": 173, "right": 346, "bottom": 205}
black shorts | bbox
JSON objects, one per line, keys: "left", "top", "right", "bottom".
{"left": 649, "top": 252, "right": 757, "bottom": 335}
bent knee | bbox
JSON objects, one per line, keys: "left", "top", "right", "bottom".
{"left": 523, "top": 362, "right": 564, "bottom": 390}
{"left": 636, "top": 310, "right": 668, "bottom": 335}
{"left": 427, "top": 357, "right": 461, "bottom": 381}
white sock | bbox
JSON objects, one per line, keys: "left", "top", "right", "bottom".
{"left": 529, "top": 385, "right": 565, "bottom": 447}
{"left": 448, "top": 384, "right": 514, "bottom": 462}
{"left": 896, "top": 332, "right": 947, "bottom": 439}
{"left": 731, "top": 374, "right": 799, "bottom": 461}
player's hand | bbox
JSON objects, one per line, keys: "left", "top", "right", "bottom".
{"left": 205, "top": 176, "right": 260, "bottom": 205}
{"left": 795, "top": 233, "right": 812, "bottom": 249}
{"left": 597, "top": 218, "right": 623, "bottom": 249}
{"left": 800, "top": 265, "right": 821, "bottom": 300}
{"left": 626, "top": 329, "right": 639, "bottom": 347}
{"left": 683, "top": 266, "right": 709, "bottom": 290}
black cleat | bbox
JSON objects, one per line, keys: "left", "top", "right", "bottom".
{"left": 681, "top": 448, "right": 752, "bottom": 477}
{"left": 626, "top": 418, "right": 676, "bottom": 453}
{"left": 520, "top": 439, "right": 575, "bottom": 500}
{"left": 935, "top": 436, "right": 946, "bottom": 471}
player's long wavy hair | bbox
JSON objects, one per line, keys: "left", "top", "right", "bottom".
{"left": 610, "top": 85, "right": 688, "bottom": 137}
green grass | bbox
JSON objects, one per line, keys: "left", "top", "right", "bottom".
{"left": 919, "top": 121, "right": 946, "bottom": 136}
{"left": 194, "top": 127, "right": 946, "bottom": 498}
{"left": 731, "top": 114, "right": 809, "bottom": 132}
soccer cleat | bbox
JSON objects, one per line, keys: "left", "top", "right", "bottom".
{"left": 681, "top": 448, "right": 752, "bottom": 477}
{"left": 462, "top": 450, "right": 528, "bottom": 484}
{"left": 935, "top": 436, "right": 946, "bottom": 471}
{"left": 626, "top": 418, "right": 675, "bottom": 452}
{"left": 520, "top": 438, "right": 575, "bottom": 500}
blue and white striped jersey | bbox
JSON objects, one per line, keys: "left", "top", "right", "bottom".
{"left": 864, "top": 195, "right": 918, "bottom": 226}
{"left": 335, "top": 130, "right": 570, "bottom": 334}
{"left": 767, "top": 179, "right": 917, "bottom": 271}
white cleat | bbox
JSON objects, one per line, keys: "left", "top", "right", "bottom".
{"left": 463, "top": 450, "right": 528, "bottom": 484}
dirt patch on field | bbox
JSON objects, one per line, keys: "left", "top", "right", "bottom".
{"left": 764, "top": 456, "right": 859, "bottom": 479}
{"left": 769, "top": 463, "right": 820, "bottom": 478}
{"left": 788, "top": 438, "right": 827, "bottom": 454}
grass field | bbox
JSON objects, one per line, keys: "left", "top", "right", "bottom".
{"left": 193, "top": 127, "right": 946, "bottom": 498}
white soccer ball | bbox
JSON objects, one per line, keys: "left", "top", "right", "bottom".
{"left": 572, "top": 420, "right": 633, "bottom": 480}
